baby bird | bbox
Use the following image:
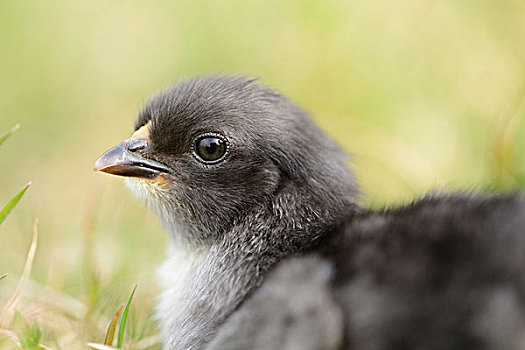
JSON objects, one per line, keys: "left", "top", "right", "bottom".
{"left": 95, "top": 76, "right": 525, "bottom": 350}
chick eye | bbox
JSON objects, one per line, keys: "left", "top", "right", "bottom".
{"left": 193, "top": 133, "right": 229, "bottom": 164}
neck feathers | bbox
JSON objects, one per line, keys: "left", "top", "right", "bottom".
{"left": 157, "top": 178, "right": 356, "bottom": 349}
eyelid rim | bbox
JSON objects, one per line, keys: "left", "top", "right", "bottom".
{"left": 191, "top": 132, "right": 230, "bottom": 165}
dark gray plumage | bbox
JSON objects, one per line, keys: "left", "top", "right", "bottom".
{"left": 94, "top": 76, "right": 525, "bottom": 350}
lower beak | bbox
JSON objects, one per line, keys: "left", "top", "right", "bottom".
{"left": 94, "top": 140, "right": 172, "bottom": 178}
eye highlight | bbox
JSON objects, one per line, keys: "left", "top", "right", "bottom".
{"left": 193, "top": 133, "right": 229, "bottom": 164}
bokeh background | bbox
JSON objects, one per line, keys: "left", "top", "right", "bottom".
{"left": 1, "top": 0, "right": 524, "bottom": 348}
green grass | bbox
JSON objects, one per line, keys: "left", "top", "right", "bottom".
{"left": 0, "top": 125, "right": 30, "bottom": 227}
{"left": 0, "top": 183, "right": 31, "bottom": 226}
{"left": 0, "top": 127, "right": 150, "bottom": 348}
{"left": 117, "top": 285, "right": 137, "bottom": 348}
{"left": 0, "top": 0, "right": 524, "bottom": 349}
{"left": 86, "top": 285, "right": 139, "bottom": 350}
{"left": 0, "top": 125, "right": 20, "bottom": 148}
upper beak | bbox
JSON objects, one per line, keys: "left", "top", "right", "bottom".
{"left": 94, "top": 138, "right": 172, "bottom": 178}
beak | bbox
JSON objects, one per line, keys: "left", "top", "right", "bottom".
{"left": 94, "top": 138, "right": 172, "bottom": 178}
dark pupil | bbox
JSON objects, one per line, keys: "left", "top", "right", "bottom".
{"left": 197, "top": 137, "right": 226, "bottom": 161}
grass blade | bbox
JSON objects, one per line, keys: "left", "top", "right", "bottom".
{"left": 0, "top": 220, "right": 38, "bottom": 328}
{"left": 0, "top": 124, "right": 20, "bottom": 148}
{"left": 0, "top": 273, "right": 7, "bottom": 280}
{"left": 0, "top": 182, "right": 31, "bottom": 225}
{"left": 117, "top": 285, "right": 137, "bottom": 348}
{"left": 104, "top": 305, "right": 123, "bottom": 346}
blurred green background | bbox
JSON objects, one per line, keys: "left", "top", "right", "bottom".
{"left": 1, "top": 0, "right": 524, "bottom": 348}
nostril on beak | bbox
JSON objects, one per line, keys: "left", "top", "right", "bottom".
{"left": 126, "top": 138, "right": 148, "bottom": 154}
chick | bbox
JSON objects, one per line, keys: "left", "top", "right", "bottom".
{"left": 95, "top": 76, "right": 525, "bottom": 350}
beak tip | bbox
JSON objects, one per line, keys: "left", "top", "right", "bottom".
{"left": 93, "top": 156, "right": 105, "bottom": 173}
